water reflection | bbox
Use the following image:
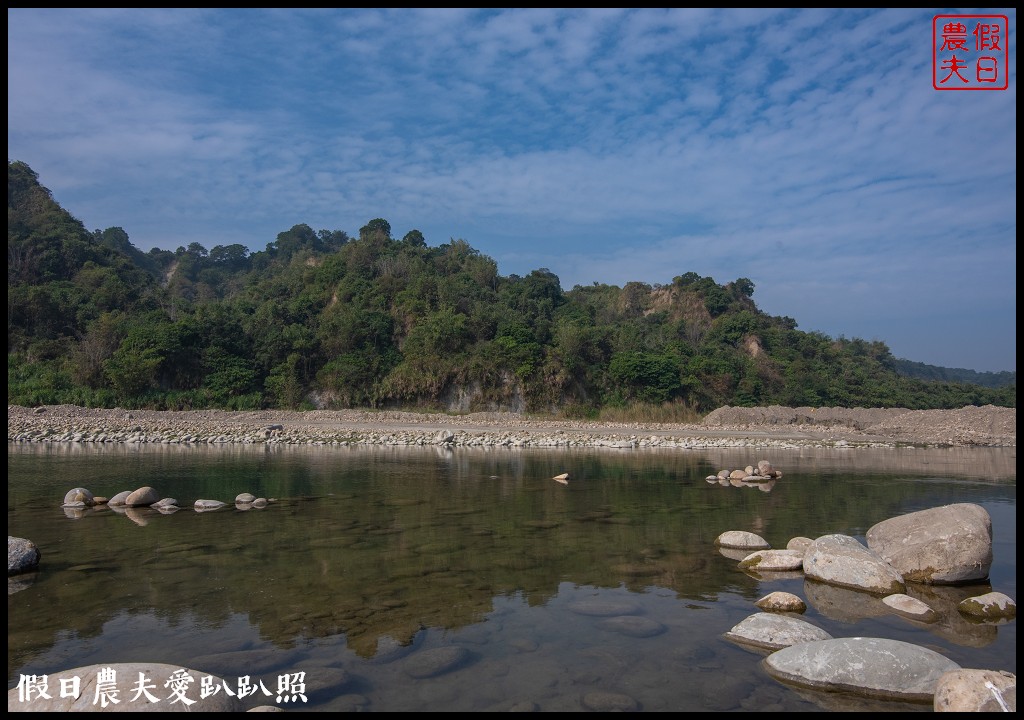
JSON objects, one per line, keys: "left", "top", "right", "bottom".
{"left": 7, "top": 443, "right": 1016, "bottom": 712}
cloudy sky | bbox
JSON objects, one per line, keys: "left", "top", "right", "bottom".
{"left": 7, "top": 8, "right": 1017, "bottom": 372}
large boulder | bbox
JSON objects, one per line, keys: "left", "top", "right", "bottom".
{"left": 125, "top": 486, "right": 161, "bottom": 508}
{"left": 8, "top": 536, "right": 40, "bottom": 576}
{"left": 866, "top": 504, "right": 992, "bottom": 584}
{"left": 7, "top": 662, "right": 242, "bottom": 711}
{"left": 763, "top": 637, "right": 961, "bottom": 701}
{"left": 803, "top": 534, "right": 905, "bottom": 595}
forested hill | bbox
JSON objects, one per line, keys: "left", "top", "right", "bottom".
{"left": 891, "top": 359, "right": 1015, "bottom": 389}
{"left": 7, "top": 160, "right": 1016, "bottom": 414}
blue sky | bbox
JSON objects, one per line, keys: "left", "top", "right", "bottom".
{"left": 7, "top": 8, "right": 1016, "bottom": 373}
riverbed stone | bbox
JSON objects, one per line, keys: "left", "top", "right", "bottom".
{"left": 739, "top": 549, "right": 805, "bottom": 571}
{"left": 755, "top": 591, "right": 806, "bottom": 613}
{"left": 62, "top": 487, "right": 95, "bottom": 507}
{"left": 402, "top": 646, "right": 472, "bottom": 679}
{"left": 107, "top": 490, "right": 132, "bottom": 506}
{"left": 595, "top": 615, "right": 667, "bottom": 638}
{"left": 8, "top": 536, "right": 40, "bottom": 576}
{"left": 567, "top": 599, "right": 643, "bottom": 617}
{"left": 956, "top": 591, "right": 1016, "bottom": 620}
{"left": 865, "top": 503, "right": 992, "bottom": 585}
{"left": 7, "top": 662, "right": 242, "bottom": 711}
{"left": 194, "top": 499, "right": 227, "bottom": 511}
{"left": 803, "top": 534, "right": 905, "bottom": 595}
{"left": 715, "top": 531, "right": 770, "bottom": 550}
{"left": 934, "top": 669, "right": 1016, "bottom": 712}
{"left": 882, "top": 593, "right": 940, "bottom": 623}
{"left": 725, "top": 613, "right": 831, "bottom": 651}
{"left": 763, "top": 637, "right": 961, "bottom": 701}
{"left": 581, "top": 691, "right": 640, "bottom": 711}
{"left": 236, "top": 493, "right": 256, "bottom": 504}
{"left": 786, "top": 536, "right": 813, "bottom": 553}
{"left": 125, "top": 486, "right": 160, "bottom": 507}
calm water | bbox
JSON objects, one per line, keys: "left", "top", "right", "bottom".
{"left": 7, "top": 443, "right": 1017, "bottom": 712}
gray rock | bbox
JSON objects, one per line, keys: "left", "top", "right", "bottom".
{"left": 866, "top": 503, "right": 992, "bottom": 584}
{"left": 803, "top": 534, "right": 905, "bottom": 595}
{"left": 739, "top": 549, "right": 805, "bottom": 571}
{"left": 7, "top": 662, "right": 242, "bottom": 711}
{"left": 236, "top": 493, "right": 256, "bottom": 504}
{"left": 62, "top": 487, "right": 95, "bottom": 507}
{"left": 786, "top": 536, "right": 814, "bottom": 553}
{"left": 715, "top": 530, "right": 770, "bottom": 550}
{"left": 724, "top": 612, "right": 831, "bottom": 651}
{"left": 755, "top": 591, "right": 807, "bottom": 613}
{"left": 763, "top": 637, "right": 961, "bottom": 701}
{"left": 107, "top": 490, "right": 132, "bottom": 506}
{"left": 957, "top": 591, "right": 1016, "bottom": 620}
{"left": 934, "top": 669, "right": 1016, "bottom": 712}
{"left": 435, "top": 429, "right": 454, "bottom": 444}
{"left": 125, "top": 486, "right": 160, "bottom": 507}
{"left": 8, "top": 536, "right": 40, "bottom": 576}
{"left": 194, "top": 499, "right": 227, "bottom": 511}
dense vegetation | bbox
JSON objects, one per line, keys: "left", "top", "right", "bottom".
{"left": 7, "top": 160, "right": 1016, "bottom": 414}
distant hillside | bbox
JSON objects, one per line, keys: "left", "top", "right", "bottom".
{"left": 893, "top": 359, "right": 1015, "bottom": 389}
{"left": 7, "top": 160, "right": 1016, "bottom": 414}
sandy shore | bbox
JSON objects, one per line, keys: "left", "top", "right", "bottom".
{"left": 7, "top": 404, "right": 1016, "bottom": 448}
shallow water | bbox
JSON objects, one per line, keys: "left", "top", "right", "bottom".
{"left": 7, "top": 443, "right": 1016, "bottom": 711}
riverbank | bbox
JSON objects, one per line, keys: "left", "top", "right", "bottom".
{"left": 7, "top": 404, "right": 1016, "bottom": 449}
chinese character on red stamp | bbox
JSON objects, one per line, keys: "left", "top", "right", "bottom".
{"left": 933, "top": 14, "right": 1009, "bottom": 90}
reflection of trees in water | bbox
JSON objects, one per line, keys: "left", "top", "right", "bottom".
{"left": 7, "top": 445, "right": 1015, "bottom": 671}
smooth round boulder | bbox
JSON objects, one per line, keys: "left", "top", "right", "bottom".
{"left": 62, "top": 487, "right": 95, "bottom": 507}
{"left": 866, "top": 503, "right": 992, "bottom": 585}
{"left": 715, "top": 531, "right": 770, "bottom": 550}
{"left": 756, "top": 591, "right": 807, "bottom": 614}
{"left": 803, "top": 534, "right": 905, "bottom": 595}
{"left": 739, "top": 549, "right": 805, "bottom": 571}
{"left": 8, "top": 536, "right": 40, "bottom": 576}
{"left": 725, "top": 613, "right": 831, "bottom": 651}
{"left": 763, "top": 637, "right": 961, "bottom": 702}
{"left": 125, "top": 486, "right": 160, "bottom": 507}
{"left": 107, "top": 490, "right": 132, "bottom": 506}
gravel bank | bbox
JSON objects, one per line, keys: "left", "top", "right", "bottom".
{"left": 7, "top": 404, "right": 1015, "bottom": 449}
